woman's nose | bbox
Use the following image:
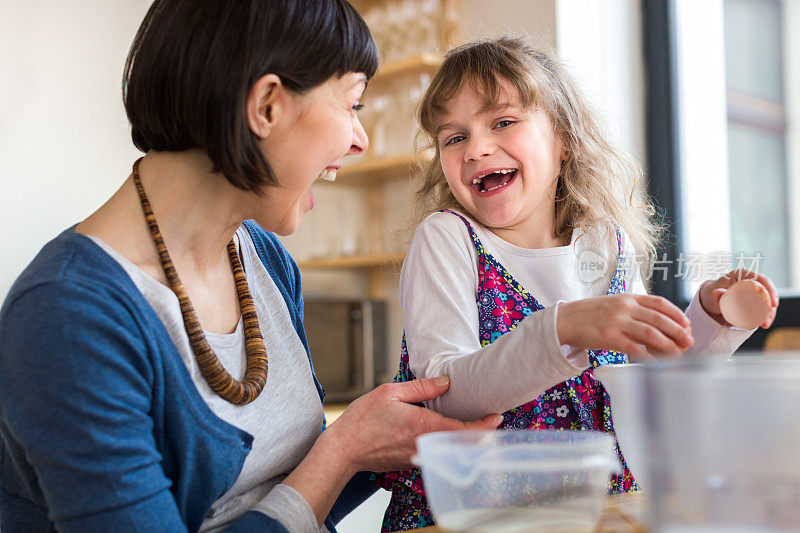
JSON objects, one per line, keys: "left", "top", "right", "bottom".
{"left": 464, "top": 134, "right": 494, "bottom": 161}
{"left": 348, "top": 116, "right": 369, "bottom": 155}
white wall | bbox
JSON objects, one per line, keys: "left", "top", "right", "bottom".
{"left": 556, "top": 0, "right": 647, "bottom": 161}
{"left": 0, "top": 0, "right": 150, "bottom": 300}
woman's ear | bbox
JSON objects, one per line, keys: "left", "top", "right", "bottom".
{"left": 246, "top": 74, "right": 283, "bottom": 139}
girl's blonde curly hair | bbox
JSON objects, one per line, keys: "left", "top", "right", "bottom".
{"left": 412, "top": 36, "right": 662, "bottom": 267}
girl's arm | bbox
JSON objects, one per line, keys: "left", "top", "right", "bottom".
{"left": 401, "top": 216, "right": 694, "bottom": 421}
{"left": 400, "top": 216, "right": 593, "bottom": 421}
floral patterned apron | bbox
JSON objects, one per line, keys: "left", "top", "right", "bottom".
{"left": 373, "top": 210, "right": 637, "bottom": 531}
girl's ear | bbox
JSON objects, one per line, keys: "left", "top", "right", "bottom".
{"left": 246, "top": 74, "right": 284, "bottom": 139}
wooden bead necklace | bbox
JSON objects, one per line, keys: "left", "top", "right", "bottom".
{"left": 132, "top": 158, "right": 268, "bottom": 405}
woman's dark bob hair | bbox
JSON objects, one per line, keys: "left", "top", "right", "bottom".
{"left": 123, "top": 0, "right": 379, "bottom": 192}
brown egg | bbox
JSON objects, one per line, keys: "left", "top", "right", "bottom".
{"left": 719, "top": 279, "right": 771, "bottom": 329}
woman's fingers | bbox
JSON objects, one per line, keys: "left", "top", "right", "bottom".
{"left": 332, "top": 381, "right": 504, "bottom": 473}
{"left": 433, "top": 412, "right": 503, "bottom": 432}
{"left": 390, "top": 375, "right": 451, "bottom": 404}
{"left": 469, "top": 413, "right": 505, "bottom": 429}
{"left": 393, "top": 378, "right": 504, "bottom": 432}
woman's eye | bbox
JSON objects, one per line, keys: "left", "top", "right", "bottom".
{"left": 352, "top": 103, "right": 364, "bottom": 112}
{"left": 495, "top": 120, "right": 514, "bottom": 129}
{"left": 444, "top": 135, "right": 465, "bottom": 146}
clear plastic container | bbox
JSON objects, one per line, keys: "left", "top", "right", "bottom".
{"left": 413, "top": 430, "right": 617, "bottom": 533}
{"left": 593, "top": 364, "right": 649, "bottom": 488}
{"left": 597, "top": 355, "right": 800, "bottom": 532}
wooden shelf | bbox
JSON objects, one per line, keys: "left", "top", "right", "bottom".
{"left": 373, "top": 53, "right": 441, "bottom": 80}
{"left": 334, "top": 153, "right": 415, "bottom": 183}
{"left": 333, "top": 149, "right": 434, "bottom": 183}
{"left": 298, "top": 252, "right": 405, "bottom": 270}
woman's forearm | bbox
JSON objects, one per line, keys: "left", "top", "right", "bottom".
{"left": 282, "top": 427, "right": 356, "bottom": 527}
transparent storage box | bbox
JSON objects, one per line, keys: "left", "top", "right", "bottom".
{"left": 413, "top": 429, "right": 617, "bottom": 532}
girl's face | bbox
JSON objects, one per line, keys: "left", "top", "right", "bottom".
{"left": 256, "top": 72, "right": 368, "bottom": 235}
{"left": 436, "top": 81, "right": 566, "bottom": 247}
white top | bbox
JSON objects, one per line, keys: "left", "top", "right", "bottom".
{"left": 400, "top": 211, "right": 753, "bottom": 421}
{"left": 89, "top": 226, "right": 327, "bottom": 533}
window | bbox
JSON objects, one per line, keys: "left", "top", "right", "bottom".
{"left": 646, "top": 0, "right": 799, "bottom": 302}
{"left": 724, "top": 0, "right": 794, "bottom": 289}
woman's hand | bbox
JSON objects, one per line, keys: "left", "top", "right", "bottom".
{"left": 322, "top": 376, "right": 503, "bottom": 476}
{"left": 699, "top": 268, "right": 779, "bottom": 328}
{"left": 283, "top": 377, "right": 501, "bottom": 526}
{"left": 556, "top": 294, "right": 694, "bottom": 360}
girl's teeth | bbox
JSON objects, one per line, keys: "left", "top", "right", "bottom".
{"left": 472, "top": 169, "right": 515, "bottom": 184}
{"left": 472, "top": 169, "right": 516, "bottom": 189}
{"left": 320, "top": 168, "right": 337, "bottom": 181}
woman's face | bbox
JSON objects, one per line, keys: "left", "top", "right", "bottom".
{"left": 255, "top": 72, "right": 368, "bottom": 235}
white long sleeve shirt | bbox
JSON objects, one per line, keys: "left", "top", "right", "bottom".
{"left": 400, "top": 211, "right": 753, "bottom": 421}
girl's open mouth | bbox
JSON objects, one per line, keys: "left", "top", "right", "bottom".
{"left": 470, "top": 169, "right": 518, "bottom": 195}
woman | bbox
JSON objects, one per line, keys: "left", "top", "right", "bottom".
{"left": 0, "top": 1, "right": 501, "bottom": 531}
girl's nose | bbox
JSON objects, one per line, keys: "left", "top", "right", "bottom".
{"left": 463, "top": 134, "right": 494, "bottom": 161}
{"left": 348, "top": 115, "right": 369, "bottom": 156}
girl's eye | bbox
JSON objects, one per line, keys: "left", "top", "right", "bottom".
{"left": 495, "top": 119, "right": 514, "bottom": 129}
{"left": 444, "top": 135, "right": 465, "bottom": 146}
{"left": 352, "top": 103, "right": 364, "bottom": 112}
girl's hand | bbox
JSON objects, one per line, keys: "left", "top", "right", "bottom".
{"left": 322, "top": 376, "right": 503, "bottom": 476}
{"left": 556, "top": 294, "right": 694, "bottom": 360}
{"left": 699, "top": 268, "right": 780, "bottom": 328}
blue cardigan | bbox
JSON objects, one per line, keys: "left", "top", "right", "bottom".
{"left": 0, "top": 221, "right": 376, "bottom": 532}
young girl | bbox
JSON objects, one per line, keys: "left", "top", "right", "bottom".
{"left": 374, "top": 37, "right": 780, "bottom": 531}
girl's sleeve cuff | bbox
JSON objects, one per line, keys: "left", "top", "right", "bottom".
{"left": 552, "top": 300, "right": 590, "bottom": 371}
{"left": 684, "top": 289, "right": 755, "bottom": 360}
